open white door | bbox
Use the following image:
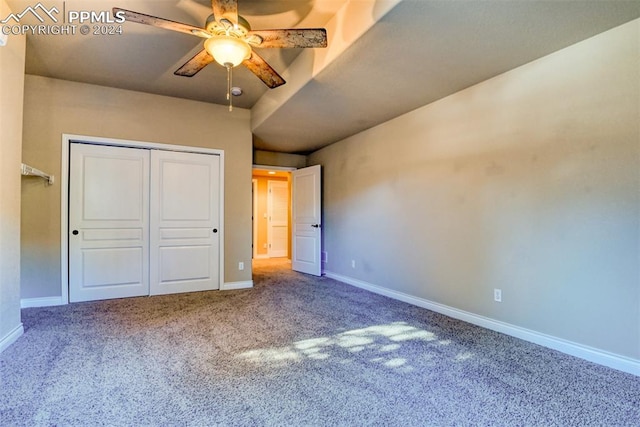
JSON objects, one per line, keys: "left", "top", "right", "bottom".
{"left": 292, "top": 165, "right": 322, "bottom": 276}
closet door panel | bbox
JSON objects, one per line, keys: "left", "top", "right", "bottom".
{"left": 150, "top": 150, "right": 220, "bottom": 295}
{"left": 69, "top": 143, "right": 150, "bottom": 302}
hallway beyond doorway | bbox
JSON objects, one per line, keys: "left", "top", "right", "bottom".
{"left": 252, "top": 257, "right": 291, "bottom": 273}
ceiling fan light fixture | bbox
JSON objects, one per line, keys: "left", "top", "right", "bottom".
{"left": 204, "top": 35, "right": 251, "bottom": 68}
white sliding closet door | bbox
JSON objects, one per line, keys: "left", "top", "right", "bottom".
{"left": 150, "top": 150, "right": 220, "bottom": 295}
{"left": 69, "top": 143, "right": 150, "bottom": 302}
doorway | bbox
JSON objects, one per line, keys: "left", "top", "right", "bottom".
{"left": 252, "top": 168, "right": 292, "bottom": 261}
{"left": 252, "top": 165, "right": 323, "bottom": 277}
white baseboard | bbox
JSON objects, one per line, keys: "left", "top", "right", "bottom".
{"left": 0, "top": 323, "right": 24, "bottom": 354}
{"left": 221, "top": 280, "right": 254, "bottom": 291}
{"left": 324, "top": 270, "right": 640, "bottom": 377}
{"left": 21, "top": 296, "right": 66, "bottom": 308}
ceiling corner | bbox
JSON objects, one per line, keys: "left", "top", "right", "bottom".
{"left": 249, "top": 0, "right": 403, "bottom": 146}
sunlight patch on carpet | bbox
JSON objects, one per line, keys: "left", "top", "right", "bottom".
{"left": 236, "top": 321, "right": 456, "bottom": 371}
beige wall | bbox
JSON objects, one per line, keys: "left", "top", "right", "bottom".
{"left": 309, "top": 20, "right": 640, "bottom": 360}
{"left": 21, "top": 76, "right": 253, "bottom": 299}
{"left": 254, "top": 149, "right": 307, "bottom": 168}
{"left": 0, "top": 0, "right": 25, "bottom": 349}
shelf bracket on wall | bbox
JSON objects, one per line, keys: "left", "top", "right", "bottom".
{"left": 21, "top": 163, "right": 54, "bottom": 185}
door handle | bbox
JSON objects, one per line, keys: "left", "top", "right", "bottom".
{"left": 311, "top": 224, "right": 321, "bottom": 228}
{"left": 72, "top": 230, "right": 79, "bottom": 235}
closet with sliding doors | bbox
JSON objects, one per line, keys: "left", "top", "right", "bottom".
{"left": 68, "top": 142, "right": 222, "bottom": 303}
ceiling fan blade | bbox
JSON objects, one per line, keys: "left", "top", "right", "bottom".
{"left": 211, "top": 0, "right": 238, "bottom": 25}
{"left": 242, "top": 51, "right": 286, "bottom": 89}
{"left": 247, "top": 29, "right": 328, "bottom": 48}
{"left": 174, "top": 49, "right": 214, "bottom": 77}
{"left": 114, "top": 8, "right": 208, "bottom": 38}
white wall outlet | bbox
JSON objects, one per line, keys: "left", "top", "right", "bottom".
{"left": 351, "top": 260, "right": 356, "bottom": 269}
{"left": 263, "top": 243, "right": 267, "bottom": 249}
{"left": 494, "top": 288, "right": 502, "bottom": 302}
{"left": 0, "top": 32, "right": 8, "bottom": 47}
{"left": 321, "top": 251, "right": 328, "bottom": 263}
{"left": 238, "top": 262, "right": 244, "bottom": 271}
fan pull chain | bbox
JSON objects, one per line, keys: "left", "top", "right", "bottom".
{"left": 225, "top": 62, "right": 233, "bottom": 112}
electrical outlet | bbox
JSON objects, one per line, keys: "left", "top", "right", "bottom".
{"left": 351, "top": 260, "right": 356, "bottom": 269}
{"left": 321, "top": 251, "right": 328, "bottom": 263}
{"left": 238, "top": 262, "right": 244, "bottom": 271}
{"left": 263, "top": 243, "right": 267, "bottom": 249}
{"left": 494, "top": 288, "right": 502, "bottom": 302}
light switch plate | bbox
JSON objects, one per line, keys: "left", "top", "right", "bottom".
{"left": 0, "top": 32, "right": 8, "bottom": 46}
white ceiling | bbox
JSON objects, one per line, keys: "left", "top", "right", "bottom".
{"left": 7, "top": 0, "right": 640, "bottom": 154}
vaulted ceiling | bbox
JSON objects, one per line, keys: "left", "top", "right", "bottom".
{"left": 7, "top": 0, "right": 640, "bottom": 153}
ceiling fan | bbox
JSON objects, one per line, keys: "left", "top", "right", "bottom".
{"left": 113, "top": 0, "right": 328, "bottom": 110}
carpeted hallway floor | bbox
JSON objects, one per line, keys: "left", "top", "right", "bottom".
{"left": 1, "top": 259, "right": 639, "bottom": 426}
